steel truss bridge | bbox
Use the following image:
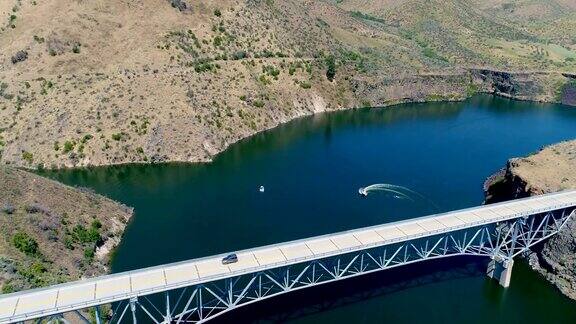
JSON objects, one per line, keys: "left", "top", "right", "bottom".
{"left": 1, "top": 190, "right": 576, "bottom": 324}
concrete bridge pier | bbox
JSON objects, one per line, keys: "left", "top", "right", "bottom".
{"left": 486, "top": 256, "right": 514, "bottom": 287}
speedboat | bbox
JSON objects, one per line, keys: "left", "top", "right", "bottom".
{"left": 358, "top": 187, "right": 368, "bottom": 196}
{"left": 259, "top": 185, "right": 265, "bottom": 193}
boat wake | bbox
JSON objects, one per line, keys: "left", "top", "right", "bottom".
{"left": 358, "top": 183, "right": 439, "bottom": 210}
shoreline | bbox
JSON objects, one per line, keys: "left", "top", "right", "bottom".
{"left": 2, "top": 68, "right": 574, "bottom": 170}
{"left": 18, "top": 87, "right": 576, "bottom": 171}
{"left": 24, "top": 94, "right": 470, "bottom": 171}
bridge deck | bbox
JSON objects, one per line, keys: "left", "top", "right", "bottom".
{"left": 2, "top": 190, "right": 576, "bottom": 322}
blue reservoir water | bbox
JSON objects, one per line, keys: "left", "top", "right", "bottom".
{"left": 44, "top": 95, "right": 576, "bottom": 323}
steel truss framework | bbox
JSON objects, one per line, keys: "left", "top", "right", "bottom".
{"left": 38, "top": 208, "right": 575, "bottom": 324}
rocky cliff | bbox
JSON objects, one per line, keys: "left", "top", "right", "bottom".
{"left": 485, "top": 140, "right": 576, "bottom": 300}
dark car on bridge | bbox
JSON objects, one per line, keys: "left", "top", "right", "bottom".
{"left": 222, "top": 253, "right": 238, "bottom": 265}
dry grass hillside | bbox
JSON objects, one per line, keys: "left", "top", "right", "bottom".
{"left": 0, "top": 166, "right": 133, "bottom": 293}
{"left": 0, "top": 0, "right": 575, "bottom": 168}
{"left": 509, "top": 141, "right": 576, "bottom": 194}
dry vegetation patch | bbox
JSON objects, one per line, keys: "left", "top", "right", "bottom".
{"left": 0, "top": 166, "right": 133, "bottom": 293}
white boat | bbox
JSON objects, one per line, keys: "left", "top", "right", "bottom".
{"left": 259, "top": 186, "right": 265, "bottom": 193}
{"left": 358, "top": 187, "right": 367, "bottom": 196}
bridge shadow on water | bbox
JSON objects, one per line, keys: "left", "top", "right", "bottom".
{"left": 213, "top": 257, "right": 490, "bottom": 323}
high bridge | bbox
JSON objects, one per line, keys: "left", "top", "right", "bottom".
{"left": 1, "top": 190, "right": 576, "bottom": 324}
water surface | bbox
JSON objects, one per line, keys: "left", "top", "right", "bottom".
{"left": 44, "top": 95, "right": 576, "bottom": 323}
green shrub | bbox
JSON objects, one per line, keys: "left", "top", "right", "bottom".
{"left": 350, "top": 11, "right": 385, "bottom": 24}
{"left": 81, "top": 134, "right": 93, "bottom": 143}
{"left": 422, "top": 47, "right": 448, "bottom": 62}
{"left": 64, "top": 236, "right": 74, "bottom": 250}
{"left": 30, "top": 262, "right": 47, "bottom": 274}
{"left": 192, "top": 59, "right": 217, "bottom": 73}
{"left": 214, "top": 9, "right": 221, "bottom": 17}
{"left": 2, "top": 283, "right": 15, "bottom": 294}
{"left": 21, "top": 151, "right": 33, "bottom": 164}
{"left": 22, "top": 151, "right": 34, "bottom": 164}
{"left": 33, "top": 35, "right": 44, "bottom": 43}
{"left": 72, "top": 224, "right": 100, "bottom": 244}
{"left": 232, "top": 51, "right": 247, "bottom": 60}
{"left": 16, "top": 262, "right": 48, "bottom": 287}
{"left": 13, "top": 232, "right": 40, "bottom": 256}
{"left": 63, "top": 140, "right": 75, "bottom": 153}
{"left": 259, "top": 50, "right": 275, "bottom": 58}
{"left": 466, "top": 83, "right": 479, "bottom": 97}
{"left": 262, "top": 65, "right": 280, "bottom": 79}
{"left": 325, "top": 55, "right": 336, "bottom": 81}
{"left": 84, "top": 247, "right": 95, "bottom": 261}
{"left": 259, "top": 75, "right": 271, "bottom": 85}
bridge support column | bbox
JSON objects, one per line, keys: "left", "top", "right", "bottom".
{"left": 164, "top": 292, "right": 172, "bottom": 323}
{"left": 500, "top": 259, "right": 514, "bottom": 287}
{"left": 487, "top": 257, "right": 514, "bottom": 288}
{"left": 130, "top": 297, "right": 138, "bottom": 324}
{"left": 95, "top": 306, "right": 102, "bottom": 324}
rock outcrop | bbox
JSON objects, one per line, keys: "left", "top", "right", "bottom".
{"left": 485, "top": 140, "right": 576, "bottom": 299}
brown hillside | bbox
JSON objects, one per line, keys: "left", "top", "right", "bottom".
{"left": 0, "top": 0, "right": 575, "bottom": 168}
{"left": 0, "top": 166, "right": 133, "bottom": 293}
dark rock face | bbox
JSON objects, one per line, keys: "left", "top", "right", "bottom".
{"left": 533, "top": 219, "right": 576, "bottom": 300}
{"left": 560, "top": 82, "right": 576, "bottom": 106}
{"left": 348, "top": 72, "right": 478, "bottom": 107}
{"left": 484, "top": 158, "right": 533, "bottom": 203}
{"left": 471, "top": 69, "right": 545, "bottom": 99}
{"left": 169, "top": 0, "right": 188, "bottom": 11}
{"left": 475, "top": 69, "right": 515, "bottom": 95}
{"left": 11, "top": 50, "right": 28, "bottom": 64}
{"left": 481, "top": 70, "right": 515, "bottom": 95}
